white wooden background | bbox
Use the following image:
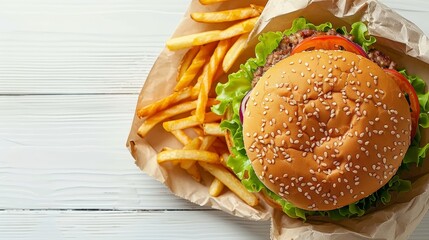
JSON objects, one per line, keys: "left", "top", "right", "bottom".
{"left": 0, "top": 0, "right": 428, "bottom": 239}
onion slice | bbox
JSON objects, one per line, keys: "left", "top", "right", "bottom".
{"left": 239, "top": 90, "right": 252, "bottom": 123}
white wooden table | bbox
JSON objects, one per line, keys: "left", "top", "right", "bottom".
{"left": 0, "top": 0, "right": 428, "bottom": 239}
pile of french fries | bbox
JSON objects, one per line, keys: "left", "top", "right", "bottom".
{"left": 137, "top": 0, "right": 265, "bottom": 208}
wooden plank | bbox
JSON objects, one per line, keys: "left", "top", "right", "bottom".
{"left": 0, "top": 210, "right": 271, "bottom": 240}
{"left": 0, "top": 149, "right": 200, "bottom": 210}
{"left": 0, "top": 0, "right": 190, "bottom": 95}
{"left": 0, "top": 95, "right": 136, "bottom": 147}
{"left": 0, "top": 94, "right": 202, "bottom": 209}
{"left": 0, "top": 209, "right": 428, "bottom": 239}
{"left": 0, "top": 0, "right": 190, "bottom": 14}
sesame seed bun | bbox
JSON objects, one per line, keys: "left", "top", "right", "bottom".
{"left": 242, "top": 50, "right": 412, "bottom": 211}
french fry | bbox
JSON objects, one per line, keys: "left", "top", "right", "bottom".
{"left": 180, "top": 137, "right": 203, "bottom": 181}
{"left": 194, "top": 17, "right": 258, "bottom": 46}
{"left": 219, "top": 152, "right": 230, "bottom": 167}
{"left": 186, "top": 164, "right": 201, "bottom": 182}
{"left": 137, "top": 87, "right": 195, "bottom": 118}
{"left": 201, "top": 112, "right": 223, "bottom": 122}
{"left": 179, "top": 137, "right": 202, "bottom": 170}
{"left": 163, "top": 115, "right": 200, "bottom": 132}
{"left": 203, "top": 123, "right": 225, "bottom": 136}
{"left": 209, "top": 178, "right": 224, "bottom": 197}
{"left": 212, "top": 140, "right": 230, "bottom": 165}
{"left": 177, "top": 46, "right": 200, "bottom": 81}
{"left": 166, "top": 17, "right": 258, "bottom": 50}
{"left": 157, "top": 150, "right": 219, "bottom": 164}
{"left": 223, "top": 32, "right": 249, "bottom": 72}
{"left": 224, "top": 129, "right": 233, "bottom": 153}
{"left": 208, "top": 66, "right": 226, "bottom": 96}
{"left": 175, "top": 43, "right": 217, "bottom": 91}
{"left": 192, "top": 127, "right": 204, "bottom": 136}
{"left": 137, "top": 100, "right": 197, "bottom": 137}
{"left": 213, "top": 66, "right": 225, "bottom": 85}
{"left": 196, "top": 39, "right": 233, "bottom": 123}
{"left": 171, "top": 130, "right": 192, "bottom": 145}
{"left": 167, "top": 30, "right": 219, "bottom": 51}
{"left": 163, "top": 112, "right": 222, "bottom": 132}
{"left": 159, "top": 147, "right": 179, "bottom": 165}
{"left": 181, "top": 135, "right": 217, "bottom": 170}
{"left": 199, "top": 0, "right": 229, "bottom": 5}
{"left": 196, "top": 89, "right": 209, "bottom": 124}
{"left": 191, "top": 5, "right": 264, "bottom": 23}
{"left": 200, "top": 135, "right": 218, "bottom": 151}
{"left": 199, "top": 162, "right": 259, "bottom": 207}
{"left": 183, "top": 137, "right": 202, "bottom": 150}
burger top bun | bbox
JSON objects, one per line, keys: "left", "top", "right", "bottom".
{"left": 242, "top": 50, "right": 412, "bottom": 211}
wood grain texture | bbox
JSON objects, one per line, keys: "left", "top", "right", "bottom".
{"left": 0, "top": 95, "right": 202, "bottom": 210}
{"left": 0, "top": 0, "right": 428, "bottom": 239}
{"left": 0, "top": 210, "right": 271, "bottom": 240}
{"left": 0, "top": 0, "right": 188, "bottom": 94}
{"left": 0, "top": 210, "right": 429, "bottom": 240}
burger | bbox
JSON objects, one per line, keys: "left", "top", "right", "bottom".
{"left": 212, "top": 17, "right": 429, "bottom": 219}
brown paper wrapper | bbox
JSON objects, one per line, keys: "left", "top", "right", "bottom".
{"left": 127, "top": 0, "right": 429, "bottom": 238}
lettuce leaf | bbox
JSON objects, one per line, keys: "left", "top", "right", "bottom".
{"left": 284, "top": 17, "right": 332, "bottom": 36}
{"left": 399, "top": 70, "right": 429, "bottom": 167}
{"left": 337, "top": 22, "right": 376, "bottom": 52}
{"left": 212, "top": 17, "right": 428, "bottom": 220}
{"left": 349, "top": 22, "right": 376, "bottom": 52}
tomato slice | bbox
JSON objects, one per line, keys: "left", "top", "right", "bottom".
{"left": 291, "top": 35, "right": 368, "bottom": 57}
{"left": 384, "top": 69, "right": 420, "bottom": 138}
